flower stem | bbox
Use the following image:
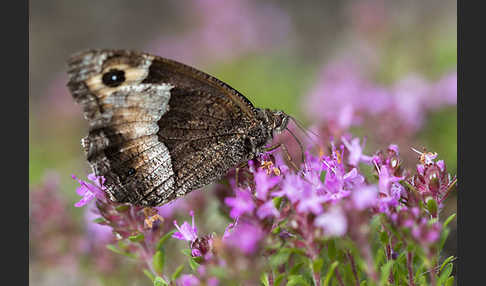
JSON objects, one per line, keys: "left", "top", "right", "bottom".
{"left": 346, "top": 251, "right": 360, "bottom": 286}
{"left": 407, "top": 251, "right": 416, "bottom": 286}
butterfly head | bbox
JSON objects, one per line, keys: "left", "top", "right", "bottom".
{"left": 270, "top": 110, "right": 290, "bottom": 134}
{"left": 258, "top": 109, "right": 290, "bottom": 138}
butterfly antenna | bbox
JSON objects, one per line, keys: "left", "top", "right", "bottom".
{"left": 285, "top": 126, "right": 306, "bottom": 168}
{"left": 288, "top": 116, "right": 321, "bottom": 145}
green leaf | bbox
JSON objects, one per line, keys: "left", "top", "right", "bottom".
{"left": 128, "top": 233, "right": 145, "bottom": 242}
{"left": 171, "top": 264, "right": 185, "bottom": 281}
{"left": 189, "top": 257, "right": 200, "bottom": 272}
{"left": 275, "top": 273, "right": 286, "bottom": 286}
{"left": 115, "top": 204, "right": 130, "bottom": 212}
{"left": 156, "top": 230, "right": 176, "bottom": 251}
{"left": 320, "top": 170, "right": 327, "bottom": 183}
{"left": 439, "top": 256, "right": 455, "bottom": 273}
{"left": 153, "top": 276, "right": 169, "bottom": 286}
{"left": 445, "top": 276, "right": 454, "bottom": 286}
{"left": 153, "top": 250, "right": 165, "bottom": 274}
{"left": 143, "top": 269, "right": 155, "bottom": 282}
{"left": 287, "top": 275, "right": 310, "bottom": 286}
{"left": 273, "top": 196, "right": 283, "bottom": 209}
{"left": 323, "top": 261, "right": 339, "bottom": 286}
{"left": 181, "top": 249, "right": 192, "bottom": 257}
{"left": 270, "top": 248, "right": 292, "bottom": 267}
{"left": 328, "top": 240, "right": 337, "bottom": 261}
{"left": 93, "top": 217, "right": 109, "bottom": 225}
{"left": 260, "top": 272, "right": 270, "bottom": 286}
{"left": 379, "top": 261, "right": 394, "bottom": 286}
{"left": 443, "top": 213, "right": 456, "bottom": 228}
{"left": 271, "top": 225, "right": 281, "bottom": 235}
{"left": 438, "top": 263, "right": 453, "bottom": 284}
{"left": 425, "top": 197, "right": 438, "bottom": 217}
{"left": 379, "top": 230, "right": 389, "bottom": 244}
{"left": 290, "top": 262, "right": 305, "bottom": 275}
{"left": 106, "top": 244, "right": 135, "bottom": 258}
{"left": 312, "top": 258, "right": 324, "bottom": 276}
{"left": 439, "top": 228, "right": 450, "bottom": 251}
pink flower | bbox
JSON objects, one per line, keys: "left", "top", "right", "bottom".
{"left": 223, "top": 220, "right": 263, "bottom": 254}
{"left": 352, "top": 185, "right": 378, "bottom": 210}
{"left": 342, "top": 136, "right": 373, "bottom": 166}
{"left": 71, "top": 173, "right": 106, "bottom": 207}
{"left": 224, "top": 187, "right": 256, "bottom": 219}
{"left": 315, "top": 206, "right": 348, "bottom": 237}
{"left": 256, "top": 200, "right": 280, "bottom": 219}
{"left": 375, "top": 163, "right": 404, "bottom": 211}
{"left": 272, "top": 173, "right": 306, "bottom": 203}
{"left": 322, "top": 144, "right": 364, "bottom": 196}
{"left": 296, "top": 188, "right": 327, "bottom": 215}
{"left": 254, "top": 168, "right": 280, "bottom": 201}
{"left": 173, "top": 210, "right": 198, "bottom": 242}
{"left": 176, "top": 274, "right": 200, "bottom": 286}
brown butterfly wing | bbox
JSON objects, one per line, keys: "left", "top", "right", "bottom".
{"left": 67, "top": 49, "right": 264, "bottom": 206}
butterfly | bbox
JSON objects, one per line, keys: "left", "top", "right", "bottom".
{"left": 67, "top": 49, "right": 290, "bottom": 206}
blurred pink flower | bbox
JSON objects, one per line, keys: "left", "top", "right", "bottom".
{"left": 352, "top": 185, "right": 378, "bottom": 210}
{"left": 224, "top": 187, "right": 256, "bottom": 219}
{"left": 430, "top": 71, "right": 457, "bottom": 107}
{"left": 314, "top": 206, "right": 348, "bottom": 237}
{"left": 177, "top": 274, "right": 200, "bottom": 286}
{"left": 147, "top": 0, "right": 292, "bottom": 64}
{"left": 223, "top": 220, "right": 263, "bottom": 254}
{"left": 342, "top": 136, "right": 373, "bottom": 167}
{"left": 256, "top": 200, "right": 279, "bottom": 219}
{"left": 304, "top": 58, "right": 457, "bottom": 135}
{"left": 253, "top": 167, "right": 280, "bottom": 201}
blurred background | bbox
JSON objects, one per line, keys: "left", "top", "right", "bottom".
{"left": 30, "top": 0, "right": 457, "bottom": 285}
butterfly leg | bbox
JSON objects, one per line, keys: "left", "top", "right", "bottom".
{"left": 234, "top": 161, "right": 250, "bottom": 188}
{"left": 262, "top": 143, "right": 301, "bottom": 172}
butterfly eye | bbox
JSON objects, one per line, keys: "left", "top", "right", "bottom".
{"left": 102, "top": 69, "right": 126, "bottom": 87}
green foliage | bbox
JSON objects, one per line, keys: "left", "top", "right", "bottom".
{"left": 153, "top": 250, "right": 165, "bottom": 274}
{"left": 322, "top": 261, "right": 339, "bottom": 286}
{"left": 153, "top": 276, "right": 169, "bottom": 286}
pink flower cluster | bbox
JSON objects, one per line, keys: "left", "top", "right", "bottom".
{"left": 70, "top": 132, "right": 456, "bottom": 284}
{"left": 158, "top": 135, "right": 455, "bottom": 284}
{"left": 304, "top": 60, "right": 457, "bottom": 135}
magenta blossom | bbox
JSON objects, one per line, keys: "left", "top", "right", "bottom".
{"left": 224, "top": 187, "right": 256, "bottom": 219}
{"left": 253, "top": 167, "right": 281, "bottom": 201}
{"left": 176, "top": 274, "right": 200, "bottom": 286}
{"left": 322, "top": 144, "right": 364, "bottom": 197}
{"left": 342, "top": 136, "right": 373, "bottom": 166}
{"left": 223, "top": 220, "right": 263, "bottom": 254}
{"left": 272, "top": 173, "right": 306, "bottom": 203}
{"left": 295, "top": 187, "right": 328, "bottom": 215}
{"left": 71, "top": 173, "right": 106, "bottom": 207}
{"left": 352, "top": 185, "right": 378, "bottom": 210}
{"left": 314, "top": 206, "right": 348, "bottom": 237}
{"left": 374, "top": 159, "right": 404, "bottom": 213}
{"left": 256, "top": 199, "right": 280, "bottom": 219}
{"left": 173, "top": 210, "right": 198, "bottom": 242}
